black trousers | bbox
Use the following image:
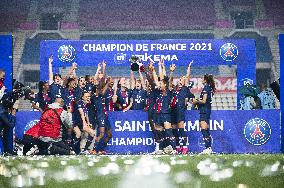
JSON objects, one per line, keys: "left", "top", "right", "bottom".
{"left": 22, "top": 135, "right": 41, "bottom": 155}
{"left": 0, "top": 112, "right": 13, "bottom": 153}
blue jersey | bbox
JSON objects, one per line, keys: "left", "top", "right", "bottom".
{"left": 74, "top": 86, "right": 85, "bottom": 101}
{"left": 155, "top": 90, "right": 173, "bottom": 114}
{"left": 117, "top": 88, "right": 131, "bottom": 110}
{"left": 33, "top": 92, "right": 52, "bottom": 111}
{"left": 62, "top": 88, "right": 75, "bottom": 111}
{"left": 49, "top": 83, "right": 63, "bottom": 102}
{"left": 188, "top": 89, "right": 195, "bottom": 100}
{"left": 199, "top": 84, "right": 213, "bottom": 113}
{"left": 147, "top": 88, "right": 160, "bottom": 112}
{"left": 257, "top": 89, "right": 276, "bottom": 109}
{"left": 104, "top": 88, "right": 115, "bottom": 111}
{"left": 172, "top": 86, "right": 189, "bottom": 110}
{"left": 85, "top": 83, "right": 94, "bottom": 93}
{"left": 73, "top": 100, "right": 89, "bottom": 125}
{"left": 131, "top": 89, "right": 147, "bottom": 110}
{"left": 91, "top": 94, "right": 107, "bottom": 118}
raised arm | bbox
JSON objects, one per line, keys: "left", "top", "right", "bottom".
{"left": 102, "top": 60, "right": 106, "bottom": 76}
{"left": 130, "top": 70, "right": 135, "bottom": 90}
{"left": 145, "top": 65, "right": 155, "bottom": 90}
{"left": 112, "top": 81, "right": 118, "bottom": 103}
{"left": 63, "top": 62, "right": 77, "bottom": 86}
{"left": 148, "top": 57, "right": 160, "bottom": 87}
{"left": 158, "top": 58, "right": 165, "bottom": 81}
{"left": 93, "top": 63, "right": 102, "bottom": 82}
{"left": 139, "top": 70, "right": 146, "bottom": 90}
{"left": 101, "top": 77, "right": 110, "bottom": 96}
{"left": 161, "top": 59, "right": 167, "bottom": 77}
{"left": 185, "top": 60, "right": 193, "bottom": 86}
{"left": 169, "top": 63, "right": 176, "bottom": 90}
{"left": 48, "top": 55, "right": 54, "bottom": 85}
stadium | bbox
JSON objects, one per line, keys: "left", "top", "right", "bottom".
{"left": 0, "top": 0, "right": 284, "bottom": 187}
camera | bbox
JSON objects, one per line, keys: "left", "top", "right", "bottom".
{"left": 0, "top": 81, "right": 33, "bottom": 110}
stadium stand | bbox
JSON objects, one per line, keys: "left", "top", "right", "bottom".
{"left": 79, "top": 0, "right": 216, "bottom": 30}
{"left": 80, "top": 33, "right": 215, "bottom": 40}
{"left": 263, "top": 0, "right": 284, "bottom": 27}
{"left": 0, "top": 0, "right": 30, "bottom": 31}
{"left": 0, "top": 0, "right": 281, "bottom": 111}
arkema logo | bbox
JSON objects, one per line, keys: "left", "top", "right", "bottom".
{"left": 244, "top": 118, "right": 271, "bottom": 146}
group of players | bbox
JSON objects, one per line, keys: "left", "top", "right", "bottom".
{"left": 22, "top": 56, "right": 216, "bottom": 155}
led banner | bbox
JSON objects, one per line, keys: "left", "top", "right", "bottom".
{"left": 0, "top": 35, "right": 13, "bottom": 152}
{"left": 0, "top": 35, "right": 13, "bottom": 91}
{"left": 40, "top": 39, "right": 256, "bottom": 108}
{"left": 15, "top": 110, "right": 281, "bottom": 154}
{"left": 279, "top": 34, "right": 284, "bottom": 152}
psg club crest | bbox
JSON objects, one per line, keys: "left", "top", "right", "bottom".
{"left": 243, "top": 118, "right": 271, "bottom": 146}
{"left": 220, "top": 43, "right": 238, "bottom": 61}
{"left": 24, "top": 120, "right": 39, "bottom": 134}
{"left": 58, "top": 45, "right": 76, "bottom": 62}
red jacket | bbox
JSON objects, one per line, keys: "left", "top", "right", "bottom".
{"left": 25, "top": 123, "right": 40, "bottom": 138}
{"left": 37, "top": 108, "right": 64, "bottom": 139}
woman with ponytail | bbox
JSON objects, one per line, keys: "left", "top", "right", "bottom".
{"left": 192, "top": 74, "right": 216, "bottom": 154}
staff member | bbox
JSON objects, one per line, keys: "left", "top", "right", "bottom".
{"left": 37, "top": 97, "right": 74, "bottom": 155}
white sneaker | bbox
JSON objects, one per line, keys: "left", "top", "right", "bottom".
{"left": 26, "top": 145, "right": 39, "bottom": 156}
{"left": 154, "top": 150, "right": 165, "bottom": 155}
{"left": 155, "top": 142, "right": 160, "bottom": 152}
{"left": 150, "top": 142, "right": 161, "bottom": 154}
{"left": 169, "top": 150, "right": 177, "bottom": 155}
{"left": 163, "top": 145, "right": 173, "bottom": 154}
{"left": 14, "top": 143, "right": 24, "bottom": 156}
{"left": 200, "top": 147, "right": 213, "bottom": 155}
{"left": 79, "top": 150, "right": 90, "bottom": 155}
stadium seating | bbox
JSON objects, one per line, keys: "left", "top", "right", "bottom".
{"left": 80, "top": 33, "right": 215, "bottom": 40}
{"left": 79, "top": 0, "right": 216, "bottom": 30}
{"left": 263, "top": 0, "right": 284, "bottom": 26}
{"left": 0, "top": 0, "right": 30, "bottom": 31}
{"left": 223, "top": 0, "right": 255, "bottom": 7}
{"left": 211, "top": 93, "right": 237, "bottom": 110}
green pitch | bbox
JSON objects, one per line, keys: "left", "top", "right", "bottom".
{"left": 0, "top": 154, "right": 284, "bottom": 188}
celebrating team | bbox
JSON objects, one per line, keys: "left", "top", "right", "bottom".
{"left": 27, "top": 56, "right": 215, "bottom": 155}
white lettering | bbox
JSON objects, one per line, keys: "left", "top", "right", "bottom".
{"left": 82, "top": 44, "right": 134, "bottom": 52}
{"left": 119, "top": 138, "right": 126, "bottom": 145}
{"left": 114, "top": 121, "right": 122, "bottom": 131}
{"left": 137, "top": 121, "right": 145, "bottom": 131}
{"left": 123, "top": 121, "right": 132, "bottom": 131}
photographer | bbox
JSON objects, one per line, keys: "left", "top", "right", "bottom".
{"left": 0, "top": 78, "right": 33, "bottom": 154}
{"left": 0, "top": 69, "right": 13, "bottom": 154}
